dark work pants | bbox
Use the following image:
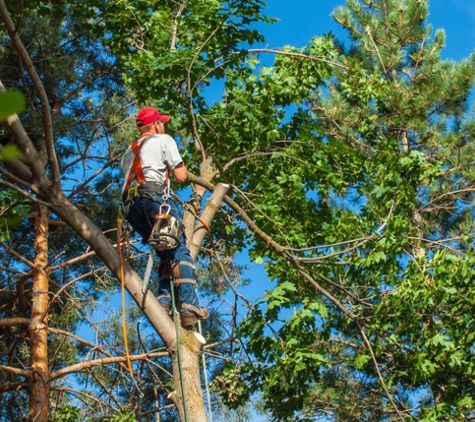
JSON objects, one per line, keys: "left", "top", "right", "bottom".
{"left": 125, "top": 195, "right": 199, "bottom": 310}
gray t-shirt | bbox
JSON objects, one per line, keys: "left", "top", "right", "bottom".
{"left": 121, "top": 134, "right": 183, "bottom": 192}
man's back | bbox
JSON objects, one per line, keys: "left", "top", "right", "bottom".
{"left": 121, "top": 133, "right": 183, "bottom": 190}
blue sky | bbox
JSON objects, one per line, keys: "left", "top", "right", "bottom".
{"left": 258, "top": 0, "right": 475, "bottom": 61}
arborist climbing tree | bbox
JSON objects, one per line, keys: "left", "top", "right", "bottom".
{"left": 120, "top": 107, "right": 209, "bottom": 328}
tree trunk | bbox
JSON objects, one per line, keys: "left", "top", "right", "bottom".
{"left": 28, "top": 204, "right": 50, "bottom": 422}
{"left": 188, "top": 183, "right": 230, "bottom": 260}
{"left": 170, "top": 331, "right": 207, "bottom": 421}
{"left": 183, "top": 158, "right": 215, "bottom": 241}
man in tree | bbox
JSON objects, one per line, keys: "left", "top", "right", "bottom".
{"left": 121, "top": 107, "right": 209, "bottom": 328}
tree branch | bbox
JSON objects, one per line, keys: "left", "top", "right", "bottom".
{"left": 188, "top": 183, "right": 230, "bottom": 260}
{"left": 0, "top": 81, "right": 46, "bottom": 183}
{"left": 0, "top": 239, "right": 35, "bottom": 269}
{"left": 248, "top": 48, "right": 349, "bottom": 71}
{"left": 50, "top": 350, "right": 168, "bottom": 381}
{"left": 0, "top": 176, "right": 50, "bottom": 208}
{"left": 0, "top": 364, "right": 29, "bottom": 377}
{"left": 0, "top": 317, "right": 30, "bottom": 328}
{"left": 0, "top": 0, "right": 61, "bottom": 188}
{"left": 0, "top": 145, "right": 33, "bottom": 182}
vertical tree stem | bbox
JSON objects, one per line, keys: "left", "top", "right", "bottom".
{"left": 28, "top": 205, "right": 50, "bottom": 422}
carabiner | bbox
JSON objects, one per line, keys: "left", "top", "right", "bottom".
{"left": 158, "top": 202, "right": 171, "bottom": 216}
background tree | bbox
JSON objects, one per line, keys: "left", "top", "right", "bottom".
{"left": 215, "top": 1, "right": 475, "bottom": 420}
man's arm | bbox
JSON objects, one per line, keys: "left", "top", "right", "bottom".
{"left": 173, "top": 162, "right": 187, "bottom": 182}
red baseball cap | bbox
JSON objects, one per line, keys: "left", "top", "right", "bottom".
{"left": 136, "top": 107, "right": 171, "bottom": 127}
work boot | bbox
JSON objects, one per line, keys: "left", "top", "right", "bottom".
{"left": 180, "top": 304, "right": 210, "bottom": 328}
{"left": 158, "top": 295, "right": 172, "bottom": 316}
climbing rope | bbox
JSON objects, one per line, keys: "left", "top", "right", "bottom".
{"left": 117, "top": 214, "right": 135, "bottom": 379}
{"left": 198, "top": 320, "right": 214, "bottom": 422}
{"left": 142, "top": 248, "right": 155, "bottom": 294}
{"left": 121, "top": 179, "right": 213, "bottom": 420}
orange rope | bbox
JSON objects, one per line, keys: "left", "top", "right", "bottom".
{"left": 117, "top": 218, "right": 134, "bottom": 378}
{"left": 195, "top": 214, "right": 211, "bottom": 234}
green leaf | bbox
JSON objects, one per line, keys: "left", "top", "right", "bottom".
{"left": 0, "top": 144, "right": 23, "bottom": 161}
{"left": 0, "top": 90, "right": 25, "bottom": 120}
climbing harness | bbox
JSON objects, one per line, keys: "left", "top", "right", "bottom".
{"left": 122, "top": 132, "right": 182, "bottom": 251}
{"left": 148, "top": 170, "right": 182, "bottom": 251}
{"left": 123, "top": 134, "right": 152, "bottom": 192}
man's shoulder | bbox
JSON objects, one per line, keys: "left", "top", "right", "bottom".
{"left": 144, "top": 133, "right": 175, "bottom": 145}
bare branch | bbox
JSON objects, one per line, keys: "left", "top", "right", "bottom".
{"left": 171, "top": 0, "right": 188, "bottom": 50}
{"left": 52, "top": 386, "right": 121, "bottom": 412}
{"left": 0, "top": 364, "right": 29, "bottom": 377}
{"left": 0, "top": 382, "right": 27, "bottom": 394}
{"left": 0, "top": 239, "right": 35, "bottom": 269}
{"left": 68, "top": 154, "right": 121, "bottom": 198}
{"left": 0, "top": 175, "right": 50, "bottom": 207}
{"left": 365, "top": 26, "right": 388, "bottom": 76}
{"left": 0, "top": 317, "right": 30, "bottom": 328}
{"left": 248, "top": 48, "right": 349, "bottom": 71}
{"left": 50, "top": 350, "right": 168, "bottom": 381}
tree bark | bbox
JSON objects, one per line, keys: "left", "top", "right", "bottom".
{"left": 28, "top": 204, "right": 50, "bottom": 422}
{"left": 170, "top": 331, "right": 207, "bottom": 422}
{"left": 189, "top": 183, "right": 230, "bottom": 260}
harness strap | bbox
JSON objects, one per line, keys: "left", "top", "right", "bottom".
{"left": 173, "top": 278, "right": 196, "bottom": 285}
{"left": 172, "top": 261, "right": 195, "bottom": 270}
{"left": 124, "top": 133, "right": 154, "bottom": 191}
{"left": 171, "top": 260, "right": 195, "bottom": 283}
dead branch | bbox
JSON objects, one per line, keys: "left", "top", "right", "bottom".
{"left": 0, "top": 364, "right": 29, "bottom": 377}
{"left": 0, "top": 240, "right": 35, "bottom": 269}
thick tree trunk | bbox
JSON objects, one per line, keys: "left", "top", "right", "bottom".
{"left": 28, "top": 205, "right": 50, "bottom": 422}
{"left": 170, "top": 331, "right": 207, "bottom": 421}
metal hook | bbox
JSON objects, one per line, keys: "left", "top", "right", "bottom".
{"left": 159, "top": 203, "right": 171, "bottom": 216}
